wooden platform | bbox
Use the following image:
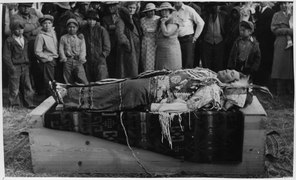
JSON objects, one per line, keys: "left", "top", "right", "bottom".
{"left": 28, "top": 96, "right": 267, "bottom": 176}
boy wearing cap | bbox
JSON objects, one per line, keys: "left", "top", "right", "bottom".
{"left": 80, "top": 10, "right": 111, "bottom": 81}
{"left": 228, "top": 21, "right": 261, "bottom": 78}
{"left": 59, "top": 18, "right": 88, "bottom": 85}
{"left": 34, "top": 14, "right": 59, "bottom": 98}
{"left": 3, "top": 21, "right": 35, "bottom": 108}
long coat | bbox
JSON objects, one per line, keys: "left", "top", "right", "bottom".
{"left": 270, "top": 11, "right": 293, "bottom": 80}
{"left": 115, "top": 8, "right": 142, "bottom": 78}
{"left": 254, "top": 7, "right": 275, "bottom": 84}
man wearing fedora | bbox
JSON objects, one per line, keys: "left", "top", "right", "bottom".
{"left": 173, "top": 2, "right": 205, "bottom": 69}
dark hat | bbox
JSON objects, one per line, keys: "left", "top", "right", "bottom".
{"left": 54, "top": 2, "right": 71, "bottom": 10}
{"left": 66, "top": 18, "right": 79, "bottom": 27}
{"left": 18, "top": 3, "right": 33, "bottom": 7}
{"left": 240, "top": 21, "right": 254, "bottom": 32}
{"left": 10, "top": 20, "right": 25, "bottom": 31}
{"left": 85, "top": 10, "right": 99, "bottom": 20}
{"left": 39, "top": 14, "right": 54, "bottom": 24}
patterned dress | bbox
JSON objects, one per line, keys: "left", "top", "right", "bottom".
{"left": 155, "top": 16, "right": 182, "bottom": 71}
{"left": 140, "top": 15, "right": 160, "bottom": 71}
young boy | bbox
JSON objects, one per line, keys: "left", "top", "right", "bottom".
{"left": 59, "top": 18, "right": 88, "bottom": 84}
{"left": 228, "top": 21, "right": 261, "bottom": 79}
{"left": 80, "top": 10, "right": 111, "bottom": 82}
{"left": 3, "top": 21, "right": 35, "bottom": 108}
{"left": 34, "top": 14, "right": 59, "bottom": 97}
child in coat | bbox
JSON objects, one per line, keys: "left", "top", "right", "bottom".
{"left": 3, "top": 21, "right": 35, "bottom": 108}
{"left": 228, "top": 21, "right": 261, "bottom": 80}
{"left": 59, "top": 18, "right": 88, "bottom": 84}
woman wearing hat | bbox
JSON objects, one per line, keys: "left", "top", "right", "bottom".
{"left": 115, "top": 1, "right": 142, "bottom": 78}
{"left": 155, "top": 2, "right": 182, "bottom": 71}
{"left": 270, "top": 2, "right": 293, "bottom": 95}
{"left": 140, "top": 3, "right": 160, "bottom": 71}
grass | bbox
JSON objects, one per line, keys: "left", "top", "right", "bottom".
{"left": 2, "top": 90, "right": 294, "bottom": 177}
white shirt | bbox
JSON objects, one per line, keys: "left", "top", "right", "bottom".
{"left": 261, "top": 6, "right": 268, "bottom": 13}
{"left": 173, "top": 4, "right": 204, "bottom": 39}
{"left": 13, "top": 34, "right": 24, "bottom": 49}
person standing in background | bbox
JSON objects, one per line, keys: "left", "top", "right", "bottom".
{"left": 34, "top": 15, "right": 59, "bottom": 98}
{"left": 59, "top": 18, "right": 88, "bottom": 85}
{"left": 11, "top": 3, "right": 43, "bottom": 95}
{"left": 3, "top": 21, "right": 35, "bottom": 108}
{"left": 173, "top": 2, "right": 205, "bottom": 69}
{"left": 140, "top": 3, "right": 159, "bottom": 71}
{"left": 253, "top": 2, "right": 275, "bottom": 86}
{"left": 270, "top": 2, "right": 294, "bottom": 96}
{"left": 155, "top": 2, "right": 182, "bottom": 71}
{"left": 102, "top": 1, "right": 120, "bottom": 78}
{"left": 224, "top": 6, "right": 241, "bottom": 67}
{"left": 115, "top": 2, "right": 142, "bottom": 78}
{"left": 200, "top": 2, "right": 227, "bottom": 72}
{"left": 227, "top": 21, "right": 261, "bottom": 79}
{"left": 80, "top": 10, "right": 111, "bottom": 82}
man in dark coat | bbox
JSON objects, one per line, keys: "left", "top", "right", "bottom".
{"left": 200, "top": 2, "right": 227, "bottom": 72}
{"left": 254, "top": 2, "right": 275, "bottom": 86}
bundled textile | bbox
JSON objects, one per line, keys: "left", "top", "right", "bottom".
{"left": 50, "top": 67, "right": 271, "bottom": 147}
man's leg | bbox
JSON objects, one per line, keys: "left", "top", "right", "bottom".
{"left": 8, "top": 66, "right": 21, "bottom": 106}
{"left": 20, "top": 65, "right": 35, "bottom": 107}
{"left": 201, "top": 41, "right": 213, "bottom": 69}
{"left": 43, "top": 61, "right": 56, "bottom": 97}
{"left": 212, "top": 41, "right": 225, "bottom": 72}
{"left": 75, "top": 64, "right": 89, "bottom": 84}
{"left": 179, "top": 35, "right": 195, "bottom": 69}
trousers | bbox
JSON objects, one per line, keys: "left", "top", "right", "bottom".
{"left": 8, "top": 64, "right": 34, "bottom": 107}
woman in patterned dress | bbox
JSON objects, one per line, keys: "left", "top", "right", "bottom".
{"left": 155, "top": 2, "right": 182, "bottom": 71}
{"left": 140, "top": 3, "right": 160, "bottom": 71}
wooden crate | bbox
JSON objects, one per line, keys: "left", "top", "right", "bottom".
{"left": 28, "top": 96, "right": 266, "bottom": 176}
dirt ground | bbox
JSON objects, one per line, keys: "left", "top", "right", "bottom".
{"left": 2, "top": 87, "right": 294, "bottom": 178}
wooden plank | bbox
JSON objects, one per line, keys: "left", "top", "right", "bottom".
{"left": 240, "top": 96, "right": 266, "bottom": 116}
{"left": 28, "top": 96, "right": 56, "bottom": 128}
{"left": 244, "top": 116, "right": 266, "bottom": 130}
{"left": 29, "top": 127, "right": 265, "bottom": 176}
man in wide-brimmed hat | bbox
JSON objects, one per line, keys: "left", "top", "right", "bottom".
{"left": 173, "top": 2, "right": 204, "bottom": 69}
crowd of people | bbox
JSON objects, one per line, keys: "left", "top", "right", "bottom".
{"left": 2, "top": 1, "right": 294, "bottom": 108}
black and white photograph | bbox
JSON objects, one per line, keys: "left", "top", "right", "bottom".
{"left": 1, "top": 0, "right": 294, "bottom": 178}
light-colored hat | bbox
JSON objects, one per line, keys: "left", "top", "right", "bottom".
{"left": 142, "top": 3, "right": 156, "bottom": 13}
{"left": 39, "top": 14, "right": 54, "bottom": 24}
{"left": 157, "top": 2, "right": 175, "bottom": 11}
{"left": 104, "top": 1, "right": 119, "bottom": 5}
{"left": 55, "top": 2, "right": 71, "bottom": 10}
{"left": 66, "top": 18, "right": 79, "bottom": 27}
